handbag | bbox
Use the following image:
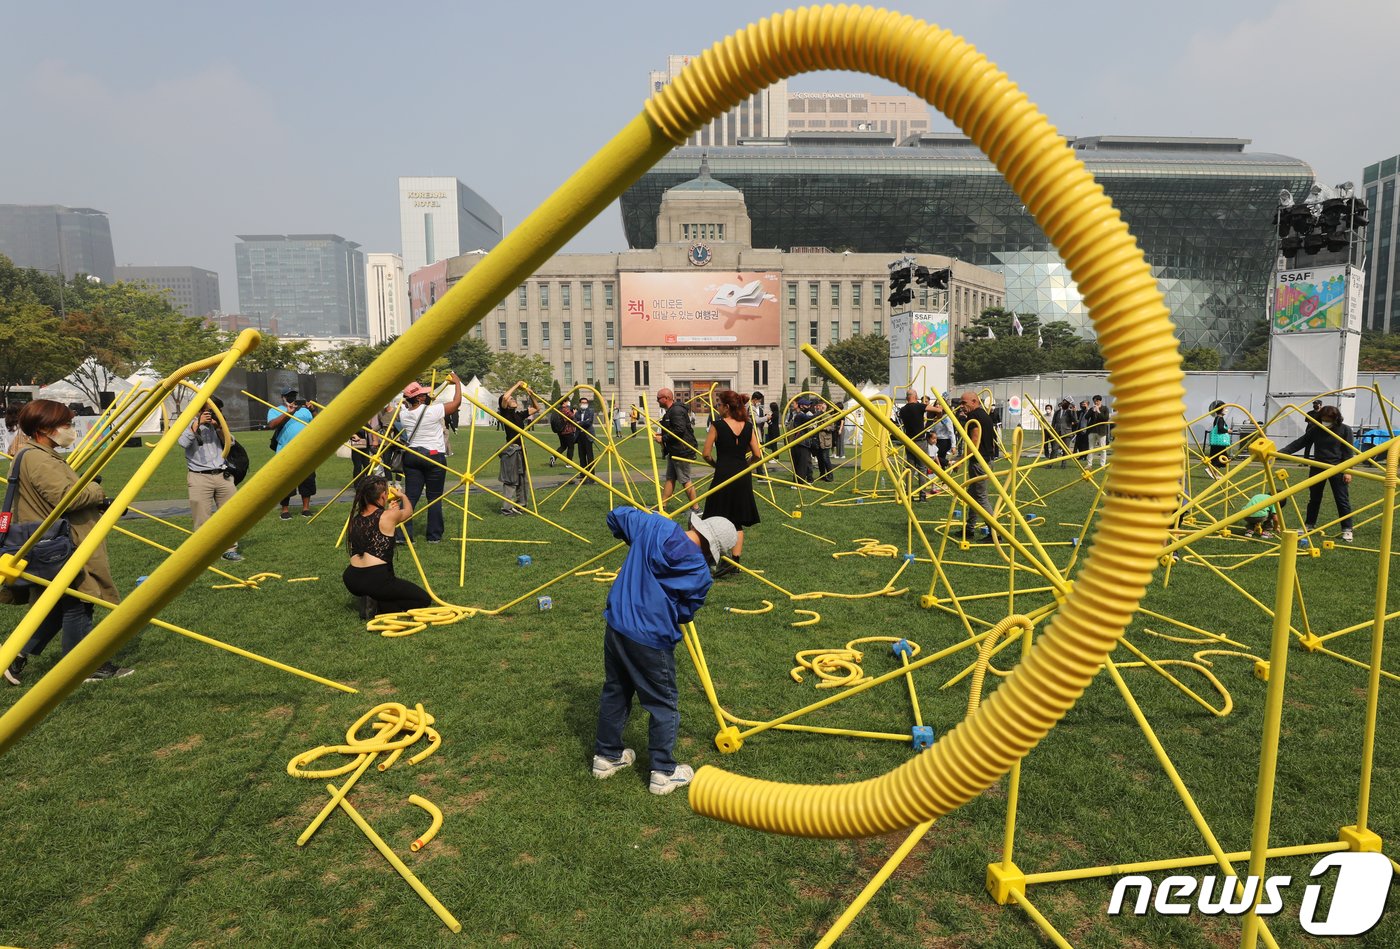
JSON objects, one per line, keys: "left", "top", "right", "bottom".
{"left": 383, "top": 404, "right": 429, "bottom": 473}
{"left": 1206, "top": 425, "right": 1232, "bottom": 448}
{"left": 0, "top": 450, "right": 78, "bottom": 587}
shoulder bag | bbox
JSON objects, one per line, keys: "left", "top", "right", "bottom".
{"left": 0, "top": 450, "right": 78, "bottom": 588}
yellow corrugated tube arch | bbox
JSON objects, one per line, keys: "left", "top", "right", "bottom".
{"left": 654, "top": 7, "right": 1185, "bottom": 838}
{"left": 0, "top": 5, "right": 1185, "bottom": 845}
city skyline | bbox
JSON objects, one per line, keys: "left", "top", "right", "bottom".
{"left": 3, "top": 0, "right": 1395, "bottom": 315}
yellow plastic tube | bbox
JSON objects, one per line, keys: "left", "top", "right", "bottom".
{"left": 408, "top": 794, "right": 444, "bottom": 852}
{"left": 674, "top": 7, "right": 1183, "bottom": 838}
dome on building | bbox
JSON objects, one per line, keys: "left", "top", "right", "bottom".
{"left": 666, "top": 156, "right": 741, "bottom": 196}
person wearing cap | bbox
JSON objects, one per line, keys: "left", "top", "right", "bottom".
{"left": 266, "top": 387, "right": 316, "bottom": 520}
{"left": 592, "top": 505, "right": 735, "bottom": 795}
{"left": 788, "top": 397, "right": 818, "bottom": 484}
{"left": 394, "top": 372, "right": 462, "bottom": 543}
{"left": 179, "top": 396, "right": 242, "bottom": 561}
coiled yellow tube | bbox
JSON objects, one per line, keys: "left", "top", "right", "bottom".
{"left": 679, "top": 7, "right": 1184, "bottom": 837}
{"left": 965, "top": 616, "right": 1034, "bottom": 717}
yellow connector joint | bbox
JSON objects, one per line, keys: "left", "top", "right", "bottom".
{"left": 986, "top": 861, "right": 1026, "bottom": 905}
{"left": 0, "top": 553, "right": 29, "bottom": 586}
{"left": 1248, "top": 437, "right": 1276, "bottom": 461}
{"left": 1339, "top": 825, "right": 1383, "bottom": 853}
{"left": 1253, "top": 659, "right": 1270, "bottom": 681}
{"left": 1299, "top": 633, "right": 1324, "bottom": 653}
{"left": 714, "top": 726, "right": 744, "bottom": 754}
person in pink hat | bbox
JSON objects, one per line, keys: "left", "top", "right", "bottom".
{"left": 393, "top": 371, "right": 461, "bottom": 543}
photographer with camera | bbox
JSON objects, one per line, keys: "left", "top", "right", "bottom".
{"left": 267, "top": 387, "right": 317, "bottom": 520}
{"left": 3, "top": 400, "right": 132, "bottom": 687}
{"left": 178, "top": 396, "right": 242, "bottom": 562}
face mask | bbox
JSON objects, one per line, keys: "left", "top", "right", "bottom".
{"left": 50, "top": 425, "right": 78, "bottom": 448}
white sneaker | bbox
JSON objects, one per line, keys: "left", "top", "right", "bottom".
{"left": 649, "top": 763, "right": 694, "bottom": 795}
{"left": 1341, "top": 530, "right": 1354, "bottom": 543}
{"left": 591, "top": 748, "right": 635, "bottom": 779}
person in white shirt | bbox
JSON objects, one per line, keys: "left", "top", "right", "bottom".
{"left": 394, "top": 371, "right": 461, "bottom": 543}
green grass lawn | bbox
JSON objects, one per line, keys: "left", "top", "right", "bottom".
{"left": 1, "top": 430, "right": 1397, "bottom": 947}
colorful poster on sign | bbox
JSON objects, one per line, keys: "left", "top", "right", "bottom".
{"left": 909, "top": 312, "right": 950, "bottom": 356}
{"left": 619, "top": 272, "right": 780, "bottom": 347}
{"left": 1273, "top": 266, "right": 1348, "bottom": 333}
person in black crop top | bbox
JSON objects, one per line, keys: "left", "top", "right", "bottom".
{"left": 342, "top": 475, "right": 432, "bottom": 620}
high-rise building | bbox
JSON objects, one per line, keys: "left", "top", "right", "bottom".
{"left": 365, "top": 253, "right": 409, "bottom": 345}
{"left": 1363, "top": 155, "right": 1400, "bottom": 332}
{"left": 649, "top": 56, "right": 789, "bottom": 146}
{"left": 114, "top": 265, "right": 221, "bottom": 317}
{"left": 0, "top": 204, "right": 115, "bottom": 283}
{"left": 397, "top": 177, "right": 503, "bottom": 275}
{"left": 621, "top": 136, "right": 1313, "bottom": 363}
{"left": 234, "top": 234, "right": 367, "bottom": 339}
{"left": 787, "top": 92, "right": 930, "bottom": 142}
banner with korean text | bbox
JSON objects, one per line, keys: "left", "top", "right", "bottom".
{"left": 619, "top": 272, "right": 780, "bottom": 347}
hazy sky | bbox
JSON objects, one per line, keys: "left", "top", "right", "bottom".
{"left": 5, "top": 0, "right": 1397, "bottom": 310}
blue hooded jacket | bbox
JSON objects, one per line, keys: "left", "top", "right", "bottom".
{"left": 603, "top": 507, "right": 713, "bottom": 649}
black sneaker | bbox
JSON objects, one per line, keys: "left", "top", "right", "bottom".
{"left": 4, "top": 654, "right": 27, "bottom": 686}
{"left": 358, "top": 596, "right": 378, "bottom": 620}
{"left": 279, "top": 510, "right": 292, "bottom": 521}
{"left": 84, "top": 661, "right": 134, "bottom": 683}
{"left": 300, "top": 508, "right": 313, "bottom": 517}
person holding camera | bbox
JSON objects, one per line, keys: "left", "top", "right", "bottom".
{"left": 3, "top": 400, "right": 132, "bottom": 686}
{"left": 395, "top": 371, "right": 462, "bottom": 543}
{"left": 178, "top": 397, "right": 242, "bottom": 562}
{"left": 267, "top": 387, "right": 317, "bottom": 520}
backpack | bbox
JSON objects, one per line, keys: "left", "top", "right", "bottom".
{"left": 225, "top": 440, "right": 250, "bottom": 485}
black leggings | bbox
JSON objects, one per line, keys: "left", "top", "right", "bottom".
{"left": 342, "top": 563, "right": 431, "bottom": 615}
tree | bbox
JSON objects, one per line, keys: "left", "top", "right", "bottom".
{"left": 0, "top": 292, "right": 82, "bottom": 402}
{"left": 443, "top": 334, "right": 493, "bottom": 384}
{"left": 953, "top": 309, "right": 1048, "bottom": 384}
{"left": 1181, "top": 346, "right": 1222, "bottom": 371}
{"left": 820, "top": 378, "right": 832, "bottom": 404}
{"left": 487, "top": 352, "right": 553, "bottom": 398}
{"left": 1359, "top": 331, "right": 1400, "bottom": 372}
{"left": 59, "top": 308, "right": 139, "bottom": 408}
{"left": 549, "top": 379, "right": 562, "bottom": 406}
{"left": 322, "top": 338, "right": 393, "bottom": 377}
{"left": 818, "top": 332, "right": 888, "bottom": 386}
{"left": 237, "top": 334, "right": 318, "bottom": 373}
{"left": 1232, "top": 315, "right": 1271, "bottom": 370}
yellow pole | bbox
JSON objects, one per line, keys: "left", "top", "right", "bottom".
{"left": 1000, "top": 622, "right": 1034, "bottom": 871}
{"left": 458, "top": 415, "right": 478, "bottom": 587}
{"left": 1240, "top": 530, "right": 1298, "bottom": 949}
{"left": 1355, "top": 441, "right": 1398, "bottom": 832}
{"left": 1023, "top": 840, "right": 1349, "bottom": 885}
{"left": 329, "top": 788, "right": 462, "bottom": 933}
{"left": 813, "top": 819, "right": 936, "bottom": 949}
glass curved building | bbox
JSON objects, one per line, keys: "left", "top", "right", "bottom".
{"left": 620, "top": 135, "right": 1313, "bottom": 363}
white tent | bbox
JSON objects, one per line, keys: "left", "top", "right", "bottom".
{"left": 461, "top": 376, "right": 497, "bottom": 426}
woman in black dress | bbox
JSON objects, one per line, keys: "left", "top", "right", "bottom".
{"left": 701, "top": 389, "right": 762, "bottom": 578}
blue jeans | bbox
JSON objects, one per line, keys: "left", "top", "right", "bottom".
{"left": 595, "top": 625, "right": 679, "bottom": 775}
{"left": 24, "top": 591, "right": 93, "bottom": 658}
{"left": 402, "top": 450, "right": 447, "bottom": 541}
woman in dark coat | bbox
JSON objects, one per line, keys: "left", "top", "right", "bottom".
{"left": 1280, "top": 404, "right": 1356, "bottom": 542}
